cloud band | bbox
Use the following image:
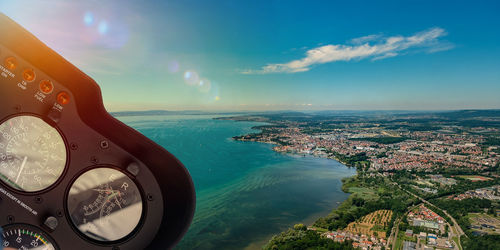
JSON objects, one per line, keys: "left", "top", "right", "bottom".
{"left": 243, "top": 27, "right": 452, "bottom": 74}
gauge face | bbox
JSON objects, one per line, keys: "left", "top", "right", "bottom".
{"left": 1, "top": 224, "right": 57, "bottom": 250}
{"left": 0, "top": 115, "right": 67, "bottom": 192}
{"left": 67, "top": 167, "right": 143, "bottom": 242}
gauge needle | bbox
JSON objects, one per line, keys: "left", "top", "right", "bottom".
{"left": 108, "top": 187, "right": 123, "bottom": 209}
{"left": 113, "top": 193, "right": 123, "bottom": 209}
{"left": 15, "top": 156, "right": 28, "bottom": 183}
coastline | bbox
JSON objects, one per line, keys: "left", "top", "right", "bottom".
{"left": 241, "top": 171, "right": 355, "bottom": 250}
{"left": 234, "top": 137, "right": 353, "bottom": 167}
{"left": 228, "top": 121, "right": 358, "bottom": 249}
{"left": 244, "top": 160, "right": 357, "bottom": 249}
{"left": 158, "top": 116, "right": 357, "bottom": 250}
{"left": 230, "top": 124, "right": 355, "bottom": 168}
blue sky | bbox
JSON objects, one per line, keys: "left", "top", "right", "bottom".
{"left": 2, "top": 0, "right": 500, "bottom": 111}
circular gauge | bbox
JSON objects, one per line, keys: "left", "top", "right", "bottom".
{"left": 0, "top": 115, "right": 67, "bottom": 192}
{"left": 67, "top": 167, "right": 143, "bottom": 242}
{"left": 1, "top": 224, "right": 57, "bottom": 250}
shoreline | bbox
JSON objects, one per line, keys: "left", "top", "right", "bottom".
{"left": 174, "top": 117, "right": 356, "bottom": 250}
{"left": 242, "top": 180, "right": 353, "bottom": 250}
{"left": 234, "top": 137, "right": 354, "bottom": 167}
{"left": 229, "top": 122, "right": 355, "bottom": 168}
{"left": 231, "top": 131, "right": 358, "bottom": 249}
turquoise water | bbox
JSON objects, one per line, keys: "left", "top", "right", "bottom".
{"left": 117, "top": 115, "right": 356, "bottom": 249}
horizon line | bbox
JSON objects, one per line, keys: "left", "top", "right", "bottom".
{"left": 108, "top": 108, "right": 500, "bottom": 113}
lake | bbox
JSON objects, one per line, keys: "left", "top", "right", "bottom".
{"left": 117, "top": 115, "right": 356, "bottom": 249}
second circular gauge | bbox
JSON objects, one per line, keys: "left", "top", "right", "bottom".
{"left": 0, "top": 115, "right": 67, "bottom": 192}
{"left": 1, "top": 223, "right": 58, "bottom": 250}
{"left": 67, "top": 167, "right": 143, "bottom": 242}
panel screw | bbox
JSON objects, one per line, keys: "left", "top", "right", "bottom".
{"left": 147, "top": 194, "right": 154, "bottom": 201}
{"left": 100, "top": 140, "right": 109, "bottom": 149}
{"left": 7, "top": 215, "right": 14, "bottom": 223}
{"left": 34, "top": 196, "right": 43, "bottom": 204}
{"left": 70, "top": 143, "right": 78, "bottom": 150}
{"left": 91, "top": 156, "right": 99, "bottom": 164}
{"left": 56, "top": 210, "right": 64, "bottom": 217}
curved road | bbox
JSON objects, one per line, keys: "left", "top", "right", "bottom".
{"left": 393, "top": 183, "right": 467, "bottom": 249}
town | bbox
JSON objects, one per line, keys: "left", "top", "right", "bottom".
{"left": 220, "top": 110, "right": 500, "bottom": 249}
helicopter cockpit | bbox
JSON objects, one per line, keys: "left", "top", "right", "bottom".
{"left": 0, "top": 13, "right": 195, "bottom": 250}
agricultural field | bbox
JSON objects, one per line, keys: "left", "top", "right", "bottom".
{"left": 469, "top": 213, "right": 500, "bottom": 235}
{"left": 344, "top": 209, "right": 393, "bottom": 238}
{"left": 457, "top": 175, "right": 493, "bottom": 182}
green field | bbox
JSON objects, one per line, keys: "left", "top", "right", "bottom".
{"left": 348, "top": 187, "right": 378, "bottom": 200}
{"left": 415, "top": 180, "right": 434, "bottom": 186}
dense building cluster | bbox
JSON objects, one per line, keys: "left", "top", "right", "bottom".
{"left": 325, "top": 231, "right": 387, "bottom": 250}
{"left": 408, "top": 205, "right": 445, "bottom": 232}
{"left": 236, "top": 122, "right": 499, "bottom": 174}
{"left": 448, "top": 185, "right": 500, "bottom": 201}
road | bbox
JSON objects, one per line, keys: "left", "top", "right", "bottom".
{"left": 388, "top": 203, "right": 422, "bottom": 250}
{"left": 396, "top": 184, "right": 466, "bottom": 250}
{"left": 388, "top": 216, "right": 401, "bottom": 248}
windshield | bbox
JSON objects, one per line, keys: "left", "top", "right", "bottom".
{"left": 1, "top": 1, "right": 499, "bottom": 249}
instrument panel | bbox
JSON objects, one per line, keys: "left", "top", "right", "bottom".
{"left": 0, "top": 13, "right": 195, "bottom": 249}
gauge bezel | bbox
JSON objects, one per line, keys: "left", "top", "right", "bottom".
{"left": 0, "top": 113, "right": 70, "bottom": 195}
{"left": 64, "top": 165, "right": 147, "bottom": 246}
{"left": 1, "top": 223, "right": 59, "bottom": 250}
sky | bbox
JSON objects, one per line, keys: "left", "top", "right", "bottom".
{"left": 1, "top": 0, "right": 500, "bottom": 111}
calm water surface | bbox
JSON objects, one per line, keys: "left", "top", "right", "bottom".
{"left": 117, "top": 115, "right": 355, "bottom": 249}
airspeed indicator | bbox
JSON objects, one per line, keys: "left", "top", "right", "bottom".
{"left": 0, "top": 115, "right": 67, "bottom": 192}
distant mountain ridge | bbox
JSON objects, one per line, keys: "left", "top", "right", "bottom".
{"left": 110, "top": 109, "right": 500, "bottom": 119}
{"left": 109, "top": 110, "right": 251, "bottom": 117}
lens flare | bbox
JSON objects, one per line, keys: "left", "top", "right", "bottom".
{"left": 98, "top": 20, "right": 108, "bottom": 35}
{"left": 205, "top": 81, "right": 220, "bottom": 103}
{"left": 184, "top": 70, "right": 199, "bottom": 86}
{"left": 80, "top": 11, "right": 130, "bottom": 49}
{"left": 84, "top": 12, "right": 94, "bottom": 26}
{"left": 198, "top": 78, "right": 211, "bottom": 92}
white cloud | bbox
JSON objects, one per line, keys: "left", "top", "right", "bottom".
{"left": 372, "top": 52, "right": 398, "bottom": 61}
{"left": 243, "top": 27, "right": 453, "bottom": 74}
{"left": 350, "top": 34, "right": 382, "bottom": 44}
